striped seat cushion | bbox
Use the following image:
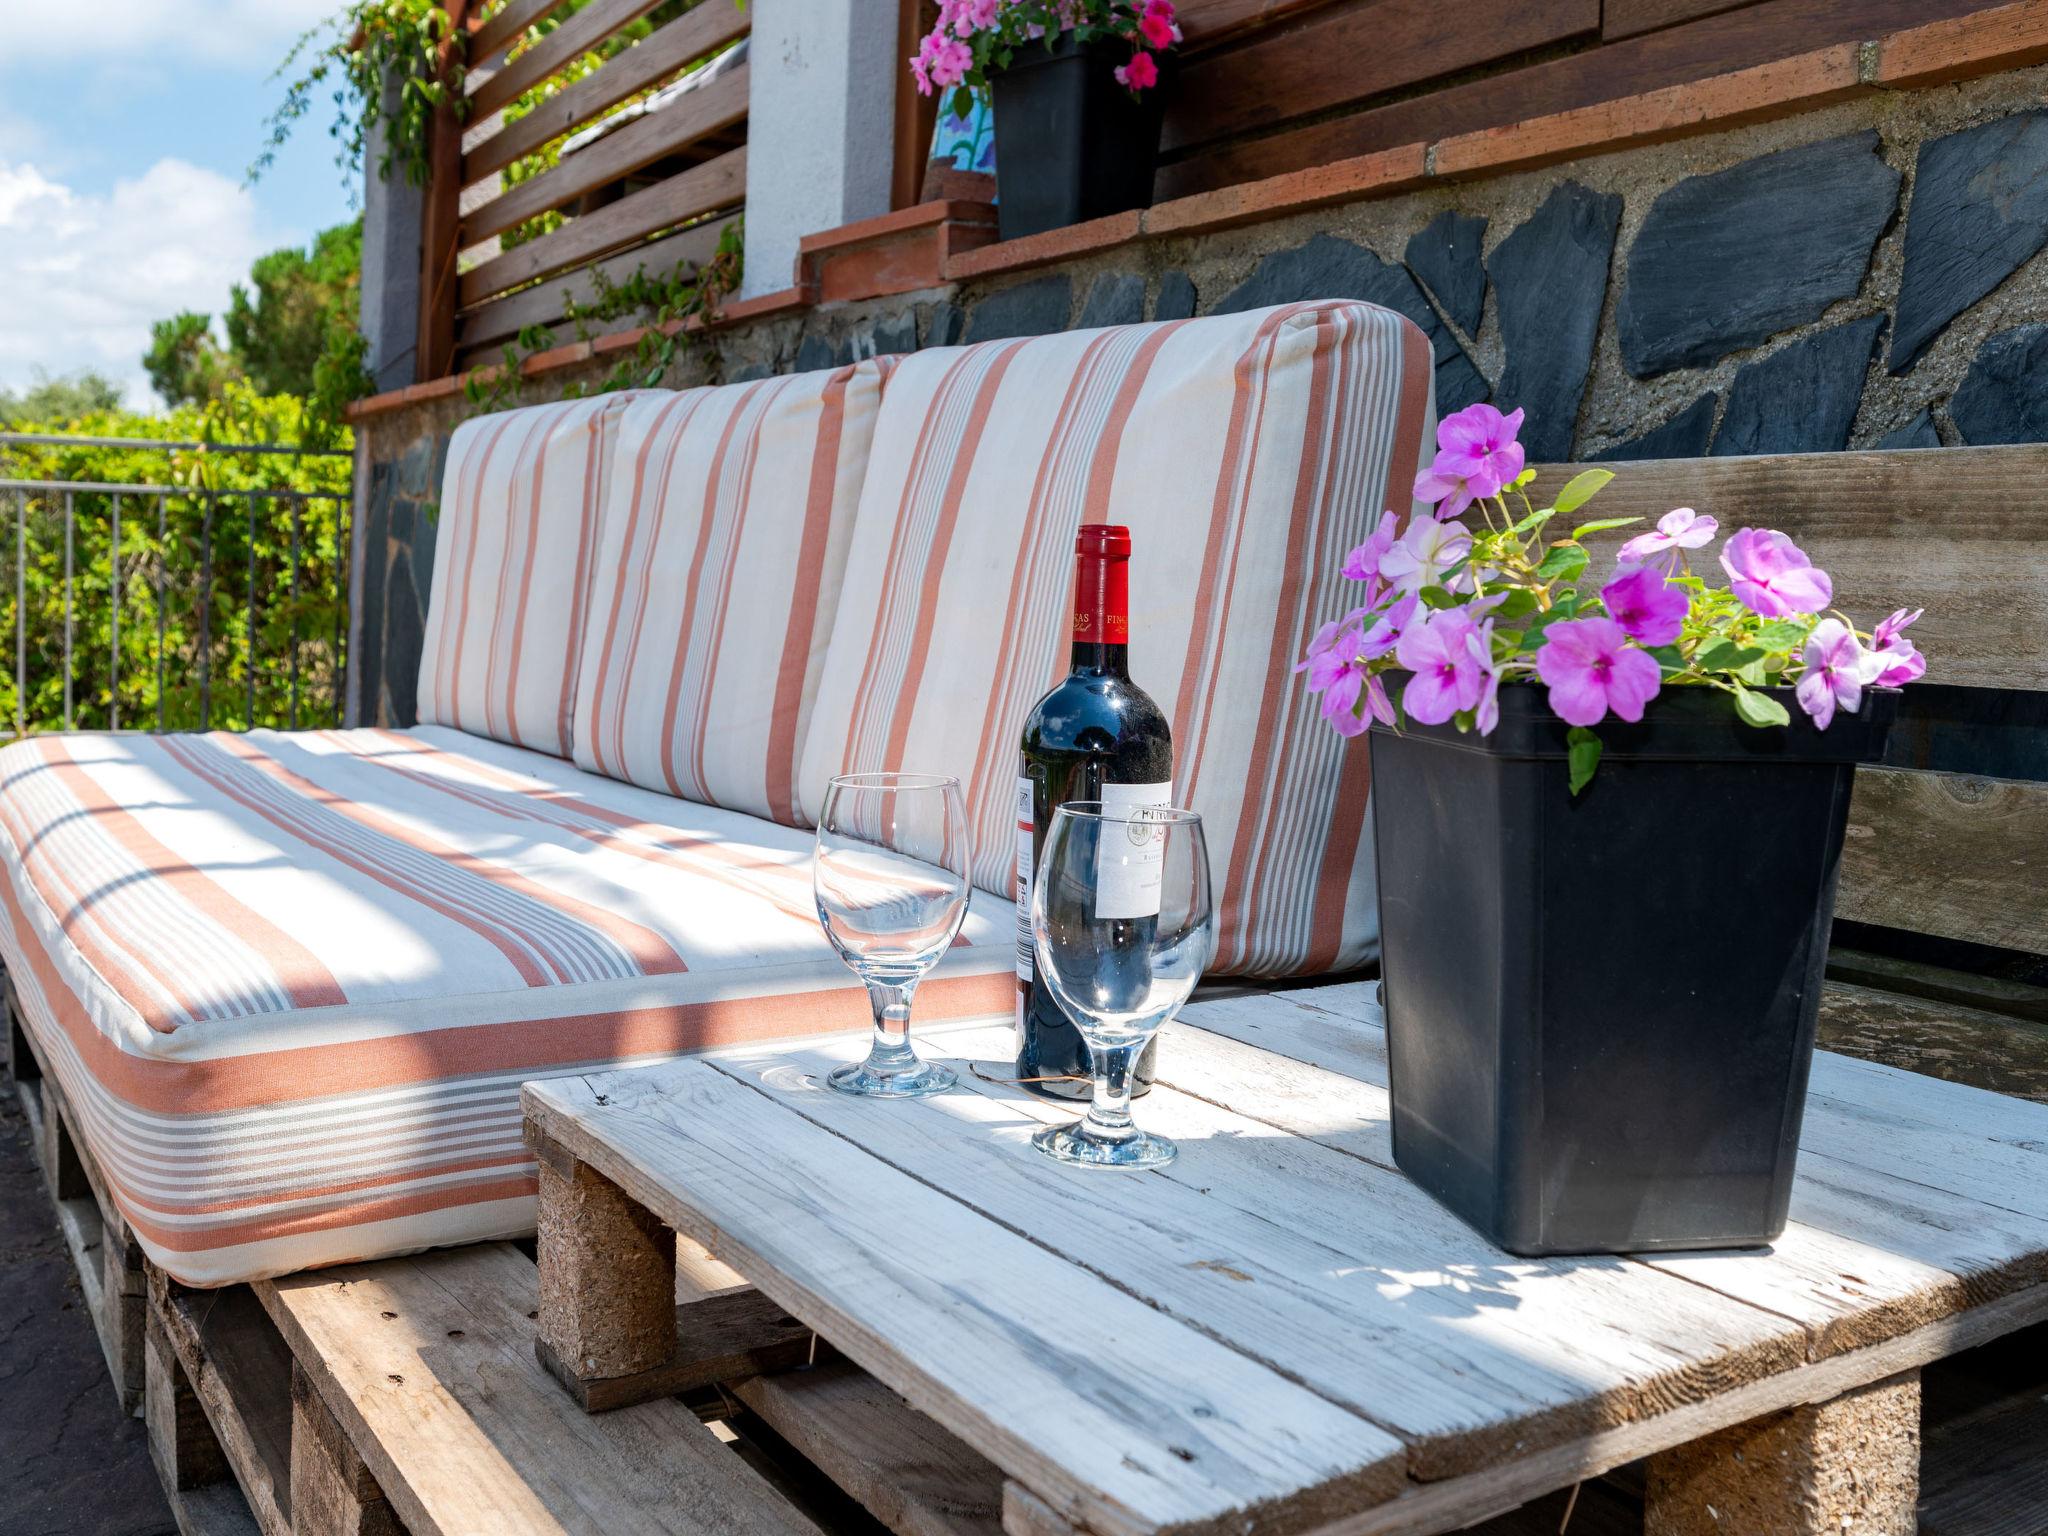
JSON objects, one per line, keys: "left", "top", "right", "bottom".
{"left": 0, "top": 727, "right": 1012, "bottom": 1286}
{"left": 416, "top": 392, "right": 663, "bottom": 757}
{"left": 571, "top": 364, "right": 887, "bottom": 824}
{"left": 798, "top": 301, "right": 1434, "bottom": 976}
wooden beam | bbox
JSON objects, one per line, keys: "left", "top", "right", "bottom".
{"left": 456, "top": 216, "right": 734, "bottom": 352}
{"left": 1525, "top": 447, "right": 2048, "bottom": 691}
{"left": 417, "top": 0, "right": 473, "bottom": 381}
{"left": 462, "top": 62, "right": 747, "bottom": 244}
{"left": 469, "top": 0, "right": 666, "bottom": 119}
{"left": 465, "top": 0, "right": 750, "bottom": 182}
{"left": 461, "top": 146, "right": 745, "bottom": 306}
{"left": 470, "top": 0, "right": 570, "bottom": 63}
{"left": 891, "top": 0, "right": 939, "bottom": 212}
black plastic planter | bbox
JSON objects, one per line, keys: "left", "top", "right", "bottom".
{"left": 1370, "top": 682, "right": 1895, "bottom": 1256}
{"left": 988, "top": 34, "right": 1168, "bottom": 243}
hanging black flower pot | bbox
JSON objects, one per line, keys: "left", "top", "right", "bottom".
{"left": 989, "top": 34, "right": 1169, "bottom": 243}
{"left": 1370, "top": 681, "right": 1895, "bottom": 1256}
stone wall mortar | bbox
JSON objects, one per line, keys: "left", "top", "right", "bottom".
{"left": 348, "top": 66, "right": 2048, "bottom": 725}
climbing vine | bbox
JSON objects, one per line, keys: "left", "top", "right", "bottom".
{"left": 464, "top": 218, "right": 745, "bottom": 415}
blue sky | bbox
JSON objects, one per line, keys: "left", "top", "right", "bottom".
{"left": 0, "top": 0, "right": 361, "bottom": 408}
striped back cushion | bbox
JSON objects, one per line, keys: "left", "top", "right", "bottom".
{"left": 416, "top": 392, "right": 659, "bottom": 756}
{"left": 797, "top": 302, "right": 1434, "bottom": 975}
{"left": 570, "top": 363, "right": 888, "bottom": 824}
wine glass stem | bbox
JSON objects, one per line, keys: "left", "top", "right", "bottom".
{"left": 863, "top": 979, "right": 919, "bottom": 1072}
{"left": 1083, "top": 1040, "right": 1141, "bottom": 1143}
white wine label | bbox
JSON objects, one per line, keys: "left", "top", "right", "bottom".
{"left": 1014, "top": 776, "right": 1035, "bottom": 989}
{"left": 1094, "top": 780, "right": 1173, "bottom": 920}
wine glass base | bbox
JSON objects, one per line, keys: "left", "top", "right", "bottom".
{"left": 827, "top": 1057, "right": 957, "bottom": 1098}
{"left": 1031, "top": 1120, "right": 1177, "bottom": 1169}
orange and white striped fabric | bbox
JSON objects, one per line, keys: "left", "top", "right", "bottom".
{"left": 798, "top": 301, "right": 1435, "bottom": 975}
{"left": 416, "top": 392, "right": 661, "bottom": 758}
{"left": 571, "top": 364, "right": 887, "bottom": 823}
{"left": 0, "top": 727, "right": 1013, "bottom": 1286}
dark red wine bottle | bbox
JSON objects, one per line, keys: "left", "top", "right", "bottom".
{"left": 1015, "top": 524, "right": 1173, "bottom": 1100}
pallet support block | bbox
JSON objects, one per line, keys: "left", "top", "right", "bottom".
{"left": 147, "top": 1304, "right": 233, "bottom": 1493}
{"left": 289, "top": 1363, "right": 403, "bottom": 1536}
{"left": 1644, "top": 1370, "right": 1922, "bottom": 1536}
{"left": 532, "top": 1126, "right": 813, "bottom": 1412}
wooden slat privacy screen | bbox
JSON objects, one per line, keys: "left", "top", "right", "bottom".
{"left": 1158, "top": 0, "right": 2017, "bottom": 198}
{"left": 450, "top": 0, "right": 751, "bottom": 364}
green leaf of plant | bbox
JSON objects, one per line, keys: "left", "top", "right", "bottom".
{"left": 1570, "top": 514, "right": 1644, "bottom": 540}
{"left": 1507, "top": 508, "right": 1556, "bottom": 536}
{"left": 1694, "top": 639, "right": 1765, "bottom": 672}
{"left": 1552, "top": 469, "right": 1614, "bottom": 517}
{"left": 1418, "top": 585, "right": 1460, "bottom": 610}
{"left": 1731, "top": 684, "right": 1790, "bottom": 728}
{"left": 1750, "top": 619, "right": 1810, "bottom": 651}
{"left": 1736, "top": 658, "right": 1768, "bottom": 687}
{"left": 1535, "top": 544, "right": 1589, "bottom": 583}
{"left": 1494, "top": 589, "right": 1540, "bottom": 619}
{"left": 1510, "top": 467, "right": 1538, "bottom": 490}
{"left": 1647, "top": 644, "right": 1686, "bottom": 674}
{"left": 1567, "top": 727, "right": 1602, "bottom": 796}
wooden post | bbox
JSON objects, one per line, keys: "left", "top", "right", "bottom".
{"left": 290, "top": 1363, "right": 404, "bottom": 1536}
{"left": 415, "top": 0, "right": 472, "bottom": 383}
{"left": 892, "top": 0, "right": 941, "bottom": 211}
{"left": 145, "top": 1306, "right": 231, "bottom": 1492}
{"left": 1645, "top": 1372, "right": 1922, "bottom": 1536}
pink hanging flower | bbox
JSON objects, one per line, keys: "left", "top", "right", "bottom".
{"left": 950, "top": 0, "right": 1000, "bottom": 32}
{"left": 1414, "top": 404, "right": 1525, "bottom": 517}
{"left": 1115, "top": 49, "right": 1159, "bottom": 90}
{"left": 1363, "top": 672, "right": 1397, "bottom": 729}
{"left": 910, "top": 52, "right": 933, "bottom": 95}
{"left": 1137, "top": 0, "right": 1178, "bottom": 49}
{"left": 1341, "top": 511, "right": 1400, "bottom": 583}
{"left": 1535, "top": 617, "right": 1662, "bottom": 727}
{"left": 1600, "top": 564, "right": 1689, "bottom": 647}
{"left": 1379, "top": 514, "right": 1472, "bottom": 595}
{"left": 1396, "top": 610, "right": 1493, "bottom": 725}
{"left": 1720, "top": 528, "right": 1833, "bottom": 617}
{"left": 920, "top": 33, "right": 973, "bottom": 89}
{"left": 1615, "top": 507, "right": 1718, "bottom": 574}
{"left": 1294, "top": 612, "right": 1376, "bottom": 734}
{"left": 1359, "top": 592, "right": 1420, "bottom": 660}
{"left": 1795, "top": 619, "right": 1880, "bottom": 730}
{"left": 1469, "top": 620, "right": 1502, "bottom": 734}
{"left": 1868, "top": 607, "right": 1926, "bottom": 688}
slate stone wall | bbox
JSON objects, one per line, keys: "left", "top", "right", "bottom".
{"left": 349, "top": 65, "right": 2048, "bottom": 726}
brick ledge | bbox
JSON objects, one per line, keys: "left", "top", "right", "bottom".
{"left": 348, "top": 0, "right": 2048, "bottom": 422}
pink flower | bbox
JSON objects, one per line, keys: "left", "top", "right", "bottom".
{"left": 1295, "top": 613, "right": 1373, "bottom": 734}
{"left": 910, "top": 52, "right": 933, "bottom": 95}
{"left": 1469, "top": 620, "right": 1502, "bottom": 734}
{"left": 1720, "top": 528, "right": 1833, "bottom": 618}
{"left": 1869, "top": 607, "right": 1926, "bottom": 688}
{"left": 1396, "top": 609, "right": 1493, "bottom": 725}
{"left": 1615, "top": 507, "right": 1718, "bottom": 574}
{"left": 1378, "top": 513, "right": 1472, "bottom": 595}
{"left": 1341, "top": 511, "right": 1400, "bottom": 583}
{"left": 1137, "top": 5, "right": 1176, "bottom": 48}
{"left": 1114, "top": 49, "right": 1159, "bottom": 90}
{"left": 1363, "top": 672, "right": 1396, "bottom": 729}
{"left": 1413, "top": 404, "right": 1525, "bottom": 517}
{"left": 1600, "top": 564, "right": 1688, "bottom": 647}
{"left": 1795, "top": 619, "right": 1879, "bottom": 730}
{"left": 1535, "top": 617, "right": 1661, "bottom": 727}
{"left": 1359, "top": 592, "right": 1419, "bottom": 660}
{"left": 949, "top": 0, "right": 999, "bottom": 32}
{"left": 921, "top": 33, "right": 973, "bottom": 88}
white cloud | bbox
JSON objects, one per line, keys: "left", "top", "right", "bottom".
{"left": 1, "top": 0, "right": 341, "bottom": 69}
{"left": 0, "top": 157, "right": 286, "bottom": 408}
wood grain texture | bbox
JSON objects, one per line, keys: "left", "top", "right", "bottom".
{"left": 1162, "top": 0, "right": 1600, "bottom": 154}
{"left": 1839, "top": 767, "right": 2048, "bottom": 955}
{"left": 523, "top": 1064, "right": 1411, "bottom": 1536}
{"left": 259, "top": 1241, "right": 824, "bottom": 1536}
{"left": 149, "top": 1279, "right": 296, "bottom": 1536}
{"left": 1158, "top": 0, "right": 1991, "bottom": 196}
{"left": 1603, "top": 0, "right": 1765, "bottom": 41}
{"left": 456, "top": 215, "right": 733, "bottom": 352}
{"left": 469, "top": 0, "right": 666, "bottom": 118}
{"left": 460, "top": 144, "right": 745, "bottom": 303}
{"left": 705, "top": 1024, "right": 1803, "bottom": 1483}
{"left": 463, "top": 62, "right": 746, "bottom": 245}
{"left": 731, "top": 1361, "right": 1008, "bottom": 1536}
{"left": 1818, "top": 980, "right": 2048, "bottom": 1101}
{"left": 465, "top": 0, "right": 750, "bottom": 181}
{"left": 1526, "top": 449, "right": 2048, "bottom": 691}
{"left": 1175, "top": 0, "right": 1345, "bottom": 45}
{"left": 1877, "top": 0, "right": 2048, "bottom": 87}
{"left": 470, "top": 0, "right": 571, "bottom": 64}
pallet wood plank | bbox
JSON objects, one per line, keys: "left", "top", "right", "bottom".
{"left": 1839, "top": 767, "right": 2048, "bottom": 956}
{"left": 463, "top": 61, "right": 747, "bottom": 245}
{"left": 1526, "top": 449, "right": 2048, "bottom": 691}
{"left": 259, "top": 1241, "right": 825, "bottom": 1536}
{"left": 523, "top": 1063, "right": 1410, "bottom": 1536}
{"left": 706, "top": 1025, "right": 1805, "bottom": 1482}
{"left": 150, "top": 1279, "right": 296, "bottom": 1536}
{"left": 469, "top": 0, "right": 665, "bottom": 118}
{"left": 461, "top": 145, "right": 745, "bottom": 305}
{"left": 730, "top": 1361, "right": 1008, "bottom": 1536}
{"left": 466, "top": 0, "right": 750, "bottom": 181}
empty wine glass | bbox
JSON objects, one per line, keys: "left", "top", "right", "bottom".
{"left": 1030, "top": 803, "right": 1214, "bottom": 1167}
{"left": 813, "top": 772, "right": 970, "bottom": 1096}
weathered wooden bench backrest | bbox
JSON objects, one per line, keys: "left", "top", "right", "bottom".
{"left": 1534, "top": 446, "right": 2047, "bottom": 969}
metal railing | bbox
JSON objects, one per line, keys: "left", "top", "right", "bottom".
{"left": 0, "top": 436, "right": 352, "bottom": 738}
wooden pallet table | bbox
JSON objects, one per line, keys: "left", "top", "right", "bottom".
{"left": 524, "top": 982, "right": 2048, "bottom": 1536}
